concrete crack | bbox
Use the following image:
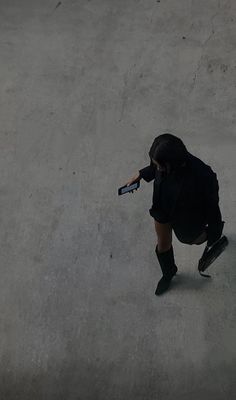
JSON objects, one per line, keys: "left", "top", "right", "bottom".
{"left": 189, "top": 3, "right": 220, "bottom": 94}
{"left": 119, "top": 64, "right": 136, "bottom": 122}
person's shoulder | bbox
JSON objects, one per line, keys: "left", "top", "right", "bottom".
{"left": 186, "top": 152, "right": 215, "bottom": 176}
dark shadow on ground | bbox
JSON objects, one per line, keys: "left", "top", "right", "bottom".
{"left": 170, "top": 272, "right": 213, "bottom": 291}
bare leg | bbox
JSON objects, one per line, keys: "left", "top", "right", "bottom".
{"left": 154, "top": 220, "right": 172, "bottom": 253}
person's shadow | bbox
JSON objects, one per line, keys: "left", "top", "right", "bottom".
{"left": 170, "top": 271, "right": 212, "bottom": 291}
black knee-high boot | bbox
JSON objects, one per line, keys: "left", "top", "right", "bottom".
{"left": 155, "top": 244, "right": 178, "bottom": 295}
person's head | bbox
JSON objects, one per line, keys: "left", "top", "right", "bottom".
{"left": 149, "top": 133, "right": 188, "bottom": 174}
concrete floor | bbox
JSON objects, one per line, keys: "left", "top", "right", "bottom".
{"left": 0, "top": 0, "right": 235, "bottom": 399}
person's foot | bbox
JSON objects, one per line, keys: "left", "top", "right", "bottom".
{"left": 155, "top": 265, "right": 177, "bottom": 295}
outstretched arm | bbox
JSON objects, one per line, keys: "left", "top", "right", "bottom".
{"left": 203, "top": 168, "right": 224, "bottom": 247}
{"left": 139, "top": 159, "right": 156, "bottom": 182}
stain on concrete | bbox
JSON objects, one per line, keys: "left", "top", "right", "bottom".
{"left": 55, "top": 1, "right": 62, "bottom": 10}
{"left": 220, "top": 63, "right": 228, "bottom": 73}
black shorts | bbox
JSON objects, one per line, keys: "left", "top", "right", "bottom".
{"left": 149, "top": 206, "right": 169, "bottom": 224}
{"left": 149, "top": 206, "right": 207, "bottom": 245}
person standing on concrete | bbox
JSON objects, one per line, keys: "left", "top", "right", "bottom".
{"left": 125, "top": 133, "right": 228, "bottom": 295}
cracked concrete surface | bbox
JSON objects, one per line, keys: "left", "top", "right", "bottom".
{"left": 0, "top": 0, "right": 235, "bottom": 399}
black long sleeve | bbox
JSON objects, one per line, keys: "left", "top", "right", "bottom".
{"left": 139, "top": 159, "right": 156, "bottom": 182}
{"left": 203, "top": 168, "right": 224, "bottom": 247}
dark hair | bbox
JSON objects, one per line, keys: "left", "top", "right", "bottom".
{"left": 148, "top": 133, "right": 188, "bottom": 172}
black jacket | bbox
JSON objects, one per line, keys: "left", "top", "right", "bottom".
{"left": 139, "top": 151, "right": 224, "bottom": 247}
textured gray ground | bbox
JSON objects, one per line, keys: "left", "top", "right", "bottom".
{"left": 0, "top": 0, "right": 235, "bottom": 399}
